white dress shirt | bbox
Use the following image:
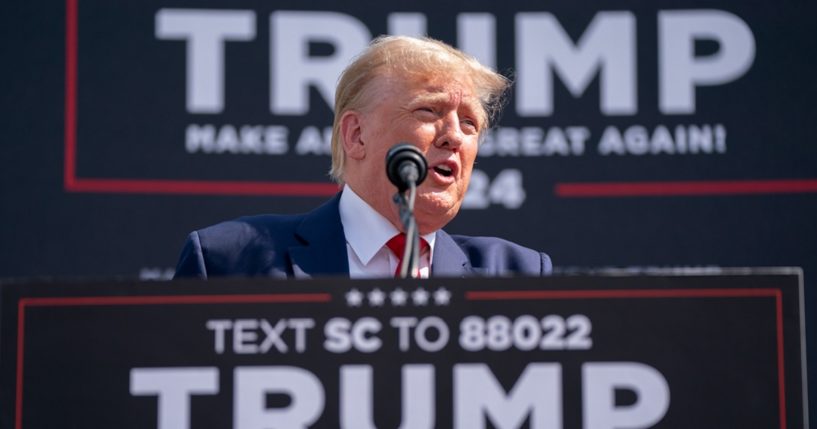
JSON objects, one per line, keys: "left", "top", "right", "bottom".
{"left": 339, "top": 185, "right": 436, "bottom": 278}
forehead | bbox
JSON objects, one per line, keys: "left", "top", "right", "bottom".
{"left": 366, "top": 70, "right": 483, "bottom": 113}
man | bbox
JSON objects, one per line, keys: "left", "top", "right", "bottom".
{"left": 175, "top": 36, "right": 551, "bottom": 279}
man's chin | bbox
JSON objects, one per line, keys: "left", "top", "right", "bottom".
{"left": 414, "top": 195, "right": 461, "bottom": 232}
{"left": 416, "top": 191, "right": 456, "bottom": 210}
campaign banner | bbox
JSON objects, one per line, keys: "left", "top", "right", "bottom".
{"left": 64, "top": 0, "right": 816, "bottom": 201}
{"left": 0, "top": 271, "right": 806, "bottom": 428}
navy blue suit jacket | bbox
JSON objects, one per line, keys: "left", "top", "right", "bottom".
{"left": 174, "top": 193, "right": 551, "bottom": 279}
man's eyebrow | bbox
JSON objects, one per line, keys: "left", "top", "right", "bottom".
{"left": 410, "top": 92, "right": 450, "bottom": 104}
{"left": 411, "top": 90, "right": 479, "bottom": 108}
{"left": 407, "top": 88, "right": 484, "bottom": 121}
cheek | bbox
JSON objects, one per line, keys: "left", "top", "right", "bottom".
{"left": 458, "top": 175, "right": 471, "bottom": 198}
{"left": 461, "top": 166, "right": 472, "bottom": 189}
{"left": 409, "top": 124, "right": 438, "bottom": 145}
{"left": 460, "top": 144, "right": 479, "bottom": 173}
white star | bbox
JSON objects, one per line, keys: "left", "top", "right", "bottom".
{"left": 345, "top": 289, "right": 364, "bottom": 307}
{"left": 433, "top": 288, "right": 451, "bottom": 305}
{"left": 368, "top": 288, "right": 386, "bottom": 306}
{"left": 390, "top": 288, "right": 408, "bottom": 306}
{"left": 411, "top": 288, "right": 430, "bottom": 306}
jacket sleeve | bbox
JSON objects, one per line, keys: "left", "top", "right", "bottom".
{"left": 173, "top": 231, "right": 208, "bottom": 279}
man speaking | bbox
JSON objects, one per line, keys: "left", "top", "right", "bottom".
{"left": 174, "top": 36, "right": 551, "bottom": 279}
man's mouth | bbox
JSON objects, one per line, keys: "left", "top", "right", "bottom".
{"left": 433, "top": 164, "right": 454, "bottom": 177}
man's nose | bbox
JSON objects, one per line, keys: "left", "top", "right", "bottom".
{"left": 434, "top": 112, "right": 465, "bottom": 150}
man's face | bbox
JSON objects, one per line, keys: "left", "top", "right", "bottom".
{"left": 343, "top": 71, "right": 484, "bottom": 234}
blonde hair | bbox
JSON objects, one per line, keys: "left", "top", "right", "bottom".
{"left": 329, "top": 35, "right": 510, "bottom": 183}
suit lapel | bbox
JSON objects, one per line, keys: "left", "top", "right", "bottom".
{"left": 286, "top": 193, "right": 471, "bottom": 278}
{"left": 432, "top": 230, "right": 473, "bottom": 277}
{"left": 289, "top": 193, "right": 350, "bottom": 278}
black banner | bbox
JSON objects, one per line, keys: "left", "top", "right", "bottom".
{"left": 1, "top": 272, "right": 806, "bottom": 428}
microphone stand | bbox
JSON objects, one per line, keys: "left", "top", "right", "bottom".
{"left": 393, "top": 181, "right": 421, "bottom": 279}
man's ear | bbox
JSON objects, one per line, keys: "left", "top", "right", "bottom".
{"left": 339, "top": 110, "right": 366, "bottom": 160}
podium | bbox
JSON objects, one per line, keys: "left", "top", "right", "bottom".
{"left": 1, "top": 269, "right": 807, "bottom": 428}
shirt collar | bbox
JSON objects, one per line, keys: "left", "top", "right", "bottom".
{"left": 339, "top": 185, "right": 436, "bottom": 265}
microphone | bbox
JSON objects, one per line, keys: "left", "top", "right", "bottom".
{"left": 386, "top": 143, "right": 428, "bottom": 192}
{"left": 386, "top": 143, "right": 427, "bottom": 279}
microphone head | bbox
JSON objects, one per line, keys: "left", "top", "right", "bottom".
{"left": 386, "top": 143, "right": 428, "bottom": 192}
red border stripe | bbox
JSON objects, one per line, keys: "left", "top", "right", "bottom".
{"left": 555, "top": 179, "right": 817, "bottom": 197}
{"left": 21, "top": 293, "right": 332, "bottom": 307}
{"left": 63, "top": 0, "right": 77, "bottom": 191}
{"left": 68, "top": 178, "right": 340, "bottom": 196}
{"left": 465, "top": 288, "right": 779, "bottom": 300}
{"left": 15, "top": 302, "right": 26, "bottom": 429}
{"left": 776, "top": 289, "right": 787, "bottom": 429}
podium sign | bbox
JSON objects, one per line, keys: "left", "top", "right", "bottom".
{"left": 0, "top": 271, "right": 807, "bottom": 428}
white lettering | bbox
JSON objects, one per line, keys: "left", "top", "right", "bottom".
{"left": 598, "top": 124, "right": 727, "bottom": 155}
{"left": 454, "top": 363, "right": 562, "bottom": 429}
{"left": 130, "top": 367, "right": 219, "bottom": 429}
{"left": 659, "top": 10, "right": 755, "bottom": 114}
{"left": 271, "top": 11, "right": 370, "bottom": 114}
{"left": 583, "top": 362, "right": 670, "bottom": 429}
{"left": 414, "top": 316, "right": 450, "bottom": 352}
{"left": 294, "top": 126, "right": 333, "bottom": 155}
{"left": 352, "top": 317, "right": 382, "bottom": 353}
{"left": 341, "top": 365, "right": 434, "bottom": 429}
{"left": 233, "top": 319, "right": 258, "bottom": 354}
{"left": 516, "top": 12, "right": 636, "bottom": 116}
{"left": 480, "top": 127, "right": 588, "bottom": 157}
{"left": 264, "top": 126, "right": 289, "bottom": 154}
{"left": 391, "top": 317, "right": 418, "bottom": 352}
{"left": 186, "top": 124, "right": 290, "bottom": 155}
{"left": 205, "top": 318, "right": 314, "bottom": 354}
{"left": 324, "top": 317, "right": 382, "bottom": 353}
{"left": 324, "top": 318, "right": 352, "bottom": 353}
{"left": 288, "top": 318, "right": 316, "bottom": 353}
{"left": 235, "top": 366, "right": 324, "bottom": 429}
{"left": 458, "top": 13, "right": 497, "bottom": 69}
{"left": 206, "top": 319, "right": 232, "bottom": 354}
{"left": 258, "top": 319, "right": 288, "bottom": 353}
{"left": 156, "top": 9, "right": 255, "bottom": 113}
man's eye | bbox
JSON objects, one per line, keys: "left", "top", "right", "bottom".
{"left": 414, "top": 107, "right": 437, "bottom": 119}
{"left": 461, "top": 119, "right": 478, "bottom": 131}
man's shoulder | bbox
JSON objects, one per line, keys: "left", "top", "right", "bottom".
{"left": 446, "top": 233, "right": 553, "bottom": 275}
{"left": 191, "top": 214, "right": 305, "bottom": 265}
{"left": 175, "top": 213, "right": 309, "bottom": 279}
{"left": 196, "top": 192, "right": 342, "bottom": 245}
{"left": 448, "top": 233, "right": 535, "bottom": 252}
{"left": 174, "top": 194, "right": 345, "bottom": 279}
{"left": 195, "top": 213, "right": 303, "bottom": 245}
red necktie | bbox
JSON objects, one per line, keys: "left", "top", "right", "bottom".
{"left": 385, "top": 233, "right": 429, "bottom": 277}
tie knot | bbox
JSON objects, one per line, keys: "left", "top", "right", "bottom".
{"left": 386, "top": 233, "right": 429, "bottom": 260}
